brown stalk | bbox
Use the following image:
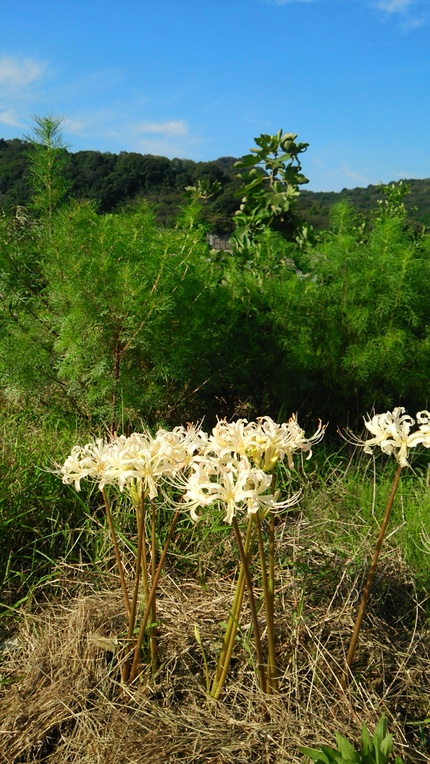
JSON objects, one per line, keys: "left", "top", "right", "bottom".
{"left": 255, "top": 512, "right": 277, "bottom": 693}
{"left": 128, "top": 507, "right": 181, "bottom": 684}
{"left": 343, "top": 461, "right": 402, "bottom": 686}
{"left": 102, "top": 488, "right": 131, "bottom": 620}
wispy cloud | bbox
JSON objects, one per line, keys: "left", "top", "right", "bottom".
{"left": 0, "top": 55, "right": 45, "bottom": 89}
{"left": 373, "top": 0, "right": 427, "bottom": 28}
{"left": 134, "top": 120, "right": 188, "bottom": 137}
{"left": 0, "top": 109, "right": 22, "bottom": 127}
{"left": 125, "top": 119, "right": 198, "bottom": 157}
{"left": 268, "top": 0, "right": 427, "bottom": 26}
{"left": 60, "top": 110, "right": 199, "bottom": 158}
{"left": 0, "top": 55, "right": 47, "bottom": 134}
{"left": 376, "top": 0, "right": 415, "bottom": 11}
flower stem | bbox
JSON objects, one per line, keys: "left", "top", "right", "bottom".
{"left": 268, "top": 473, "right": 276, "bottom": 633}
{"left": 232, "top": 516, "right": 266, "bottom": 693}
{"left": 255, "top": 511, "right": 277, "bottom": 693}
{"left": 122, "top": 490, "right": 146, "bottom": 684}
{"left": 150, "top": 499, "right": 158, "bottom": 669}
{"left": 343, "top": 462, "right": 402, "bottom": 686}
{"left": 128, "top": 508, "right": 180, "bottom": 684}
{"left": 140, "top": 496, "right": 150, "bottom": 604}
{"left": 102, "top": 488, "right": 131, "bottom": 620}
{"left": 211, "top": 517, "right": 255, "bottom": 699}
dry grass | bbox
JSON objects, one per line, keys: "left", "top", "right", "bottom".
{"left": 0, "top": 518, "right": 429, "bottom": 764}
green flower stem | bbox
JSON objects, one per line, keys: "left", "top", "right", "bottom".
{"left": 128, "top": 507, "right": 180, "bottom": 684}
{"left": 102, "top": 488, "right": 131, "bottom": 620}
{"left": 343, "top": 462, "right": 402, "bottom": 685}
{"left": 211, "top": 517, "right": 255, "bottom": 699}
{"left": 232, "top": 516, "right": 266, "bottom": 693}
{"left": 129, "top": 494, "right": 146, "bottom": 635}
{"left": 268, "top": 513, "right": 275, "bottom": 649}
{"left": 255, "top": 511, "right": 277, "bottom": 693}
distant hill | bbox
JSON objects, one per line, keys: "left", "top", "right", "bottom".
{"left": 296, "top": 179, "right": 430, "bottom": 230}
{"left": 1, "top": 136, "right": 429, "bottom": 232}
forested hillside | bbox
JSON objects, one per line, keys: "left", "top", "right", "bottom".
{"left": 1, "top": 135, "right": 429, "bottom": 232}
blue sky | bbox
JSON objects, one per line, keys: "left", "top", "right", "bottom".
{"left": 0, "top": 0, "right": 428, "bottom": 191}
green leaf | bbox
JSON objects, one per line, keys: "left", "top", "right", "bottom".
{"left": 299, "top": 746, "right": 328, "bottom": 762}
{"left": 299, "top": 745, "right": 340, "bottom": 764}
{"left": 379, "top": 734, "right": 393, "bottom": 759}
{"left": 373, "top": 714, "right": 387, "bottom": 746}
{"left": 360, "top": 723, "right": 373, "bottom": 759}
{"left": 334, "top": 733, "right": 359, "bottom": 761}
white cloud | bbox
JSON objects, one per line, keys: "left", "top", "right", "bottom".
{"left": 326, "top": 162, "right": 372, "bottom": 187}
{"left": 62, "top": 117, "right": 86, "bottom": 134}
{"left": 376, "top": 0, "right": 414, "bottom": 11}
{"left": 0, "top": 55, "right": 45, "bottom": 89}
{"left": 269, "top": 0, "right": 426, "bottom": 26}
{"left": 373, "top": 0, "right": 427, "bottom": 30}
{"left": 134, "top": 120, "right": 188, "bottom": 137}
{"left": 125, "top": 120, "right": 196, "bottom": 157}
{"left": 0, "top": 109, "right": 22, "bottom": 127}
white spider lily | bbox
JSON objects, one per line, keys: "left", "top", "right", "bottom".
{"left": 180, "top": 454, "right": 299, "bottom": 524}
{"left": 60, "top": 445, "right": 91, "bottom": 491}
{"left": 207, "top": 415, "right": 325, "bottom": 471}
{"left": 252, "top": 415, "right": 326, "bottom": 470}
{"left": 348, "top": 407, "right": 430, "bottom": 468}
{"left": 60, "top": 425, "right": 208, "bottom": 498}
{"left": 61, "top": 438, "right": 114, "bottom": 490}
{"left": 207, "top": 418, "right": 255, "bottom": 460}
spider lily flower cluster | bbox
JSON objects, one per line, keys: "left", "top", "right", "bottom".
{"left": 172, "top": 415, "right": 325, "bottom": 524}
{"left": 346, "top": 407, "right": 430, "bottom": 467}
{"left": 60, "top": 415, "right": 325, "bottom": 523}
{"left": 60, "top": 425, "right": 207, "bottom": 498}
{"left": 58, "top": 414, "right": 325, "bottom": 691}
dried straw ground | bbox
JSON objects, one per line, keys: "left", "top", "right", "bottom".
{"left": 0, "top": 514, "right": 429, "bottom": 764}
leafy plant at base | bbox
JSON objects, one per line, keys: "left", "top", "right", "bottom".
{"left": 300, "top": 713, "right": 404, "bottom": 764}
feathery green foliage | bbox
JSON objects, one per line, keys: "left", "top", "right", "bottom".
{"left": 25, "top": 114, "right": 71, "bottom": 221}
